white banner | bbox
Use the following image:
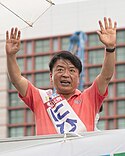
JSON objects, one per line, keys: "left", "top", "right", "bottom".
{"left": 0, "top": 129, "right": 125, "bottom": 156}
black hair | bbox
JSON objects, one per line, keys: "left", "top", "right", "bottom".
{"left": 49, "top": 50, "right": 82, "bottom": 74}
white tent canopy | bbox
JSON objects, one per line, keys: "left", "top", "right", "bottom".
{"left": 0, "top": 129, "right": 125, "bottom": 156}
{"left": 0, "top": 0, "right": 54, "bottom": 38}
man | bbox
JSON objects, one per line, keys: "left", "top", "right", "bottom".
{"left": 6, "top": 17, "right": 117, "bottom": 135}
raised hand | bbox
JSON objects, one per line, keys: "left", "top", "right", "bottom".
{"left": 97, "top": 17, "right": 117, "bottom": 48}
{"left": 6, "top": 28, "right": 21, "bottom": 55}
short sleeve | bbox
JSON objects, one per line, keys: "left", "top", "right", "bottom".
{"left": 18, "top": 81, "right": 39, "bottom": 111}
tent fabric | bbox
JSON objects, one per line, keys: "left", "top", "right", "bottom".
{"left": 0, "top": 0, "right": 54, "bottom": 36}
{"left": 0, "top": 129, "right": 125, "bottom": 156}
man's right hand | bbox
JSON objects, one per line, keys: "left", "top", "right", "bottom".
{"left": 6, "top": 27, "right": 21, "bottom": 55}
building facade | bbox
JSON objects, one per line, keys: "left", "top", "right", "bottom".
{"left": 0, "top": 40, "right": 8, "bottom": 138}
{"left": 0, "top": 28, "right": 124, "bottom": 138}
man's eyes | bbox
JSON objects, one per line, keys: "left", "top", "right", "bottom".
{"left": 57, "top": 68, "right": 63, "bottom": 72}
{"left": 56, "top": 68, "right": 76, "bottom": 73}
{"left": 70, "top": 69, "right": 76, "bottom": 73}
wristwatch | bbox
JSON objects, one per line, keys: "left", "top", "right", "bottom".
{"left": 106, "top": 47, "right": 116, "bottom": 53}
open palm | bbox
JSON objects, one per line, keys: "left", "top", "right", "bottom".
{"left": 6, "top": 28, "right": 21, "bottom": 55}
{"left": 97, "top": 17, "right": 117, "bottom": 48}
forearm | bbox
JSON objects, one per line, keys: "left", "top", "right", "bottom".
{"left": 100, "top": 49, "right": 115, "bottom": 82}
{"left": 7, "top": 54, "right": 28, "bottom": 97}
{"left": 7, "top": 54, "right": 22, "bottom": 84}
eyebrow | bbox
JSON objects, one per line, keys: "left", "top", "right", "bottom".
{"left": 56, "top": 65, "right": 64, "bottom": 68}
{"left": 56, "top": 65, "right": 76, "bottom": 68}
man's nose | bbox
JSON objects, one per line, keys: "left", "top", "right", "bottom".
{"left": 62, "top": 69, "right": 70, "bottom": 77}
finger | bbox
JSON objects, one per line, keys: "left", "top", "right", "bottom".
{"left": 17, "top": 30, "right": 21, "bottom": 40}
{"left": 114, "top": 21, "right": 117, "bottom": 29}
{"left": 108, "top": 18, "right": 112, "bottom": 28}
{"left": 96, "top": 30, "right": 101, "bottom": 36}
{"left": 104, "top": 17, "right": 108, "bottom": 29}
{"left": 98, "top": 20, "right": 104, "bottom": 32}
{"left": 14, "top": 27, "right": 18, "bottom": 38}
{"left": 96, "top": 31, "right": 102, "bottom": 41}
{"left": 6, "top": 31, "right": 9, "bottom": 40}
{"left": 10, "top": 28, "right": 14, "bottom": 39}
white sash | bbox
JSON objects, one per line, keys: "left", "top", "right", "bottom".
{"left": 39, "top": 89, "right": 87, "bottom": 134}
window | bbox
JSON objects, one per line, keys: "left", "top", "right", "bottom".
{"left": 53, "top": 38, "right": 58, "bottom": 51}
{"left": 88, "top": 67, "right": 101, "bottom": 82}
{"left": 26, "top": 109, "right": 34, "bottom": 123}
{"left": 88, "top": 33, "right": 103, "bottom": 47}
{"left": 117, "top": 118, "right": 125, "bottom": 129}
{"left": 9, "top": 127, "right": 24, "bottom": 137}
{"left": 35, "top": 55, "right": 50, "bottom": 71}
{"left": 17, "top": 42, "right": 24, "bottom": 56}
{"left": 61, "top": 37, "right": 70, "bottom": 50}
{"left": 35, "top": 72, "right": 50, "bottom": 88}
{"left": 17, "top": 58, "right": 25, "bottom": 72}
{"left": 9, "top": 110, "right": 24, "bottom": 124}
{"left": 9, "top": 92, "right": 24, "bottom": 106}
{"left": 26, "top": 126, "right": 33, "bottom": 136}
{"left": 26, "top": 57, "right": 32, "bottom": 71}
{"left": 107, "top": 101, "right": 114, "bottom": 116}
{"left": 116, "top": 64, "right": 125, "bottom": 79}
{"left": 26, "top": 126, "right": 35, "bottom": 136}
{"left": 98, "top": 120, "right": 106, "bottom": 130}
{"left": 88, "top": 49, "right": 104, "bottom": 65}
{"left": 116, "top": 30, "right": 125, "bottom": 44}
{"left": 116, "top": 47, "right": 125, "bottom": 62}
{"left": 117, "top": 101, "right": 125, "bottom": 115}
{"left": 8, "top": 81, "right": 16, "bottom": 90}
{"left": 26, "top": 74, "right": 33, "bottom": 83}
{"left": 35, "top": 39, "right": 50, "bottom": 53}
{"left": 108, "top": 119, "right": 114, "bottom": 130}
{"left": 108, "top": 83, "right": 114, "bottom": 98}
{"left": 116, "top": 82, "right": 125, "bottom": 97}
{"left": 26, "top": 41, "right": 32, "bottom": 54}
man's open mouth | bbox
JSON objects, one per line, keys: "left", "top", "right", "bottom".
{"left": 60, "top": 80, "right": 70, "bottom": 86}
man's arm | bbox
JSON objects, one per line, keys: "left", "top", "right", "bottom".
{"left": 96, "top": 17, "right": 117, "bottom": 95}
{"left": 6, "top": 27, "right": 28, "bottom": 97}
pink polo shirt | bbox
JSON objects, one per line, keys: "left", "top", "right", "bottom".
{"left": 19, "top": 80, "right": 108, "bottom": 135}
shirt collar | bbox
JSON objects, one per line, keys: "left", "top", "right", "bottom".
{"left": 74, "top": 89, "right": 81, "bottom": 95}
{"left": 67, "top": 89, "right": 81, "bottom": 100}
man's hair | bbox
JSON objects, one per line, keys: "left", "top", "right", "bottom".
{"left": 49, "top": 50, "right": 82, "bottom": 74}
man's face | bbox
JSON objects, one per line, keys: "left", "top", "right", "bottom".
{"left": 50, "top": 59, "right": 80, "bottom": 95}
